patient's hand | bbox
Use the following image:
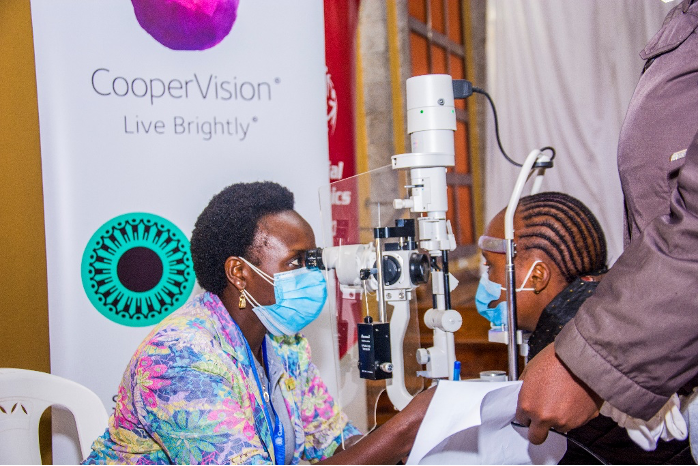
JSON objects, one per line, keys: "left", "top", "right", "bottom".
{"left": 515, "top": 343, "right": 602, "bottom": 444}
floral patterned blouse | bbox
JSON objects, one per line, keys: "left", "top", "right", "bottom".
{"left": 83, "top": 292, "right": 359, "bottom": 464}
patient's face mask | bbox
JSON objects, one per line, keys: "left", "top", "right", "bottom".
{"left": 474, "top": 260, "right": 541, "bottom": 327}
{"left": 240, "top": 257, "right": 327, "bottom": 336}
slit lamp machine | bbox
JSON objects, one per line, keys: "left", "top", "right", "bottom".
{"left": 306, "top": 74, "right": 555, "bottom": 410}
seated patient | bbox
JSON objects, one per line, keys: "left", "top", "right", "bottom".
{"left": 476, "top": 191, "right": 693, "bottom": 464}
{"left": 84, "top": 181, "right": 433, "bottom": 465}
{"left": 477, "top": 191, "right": 608, "bottom": 359}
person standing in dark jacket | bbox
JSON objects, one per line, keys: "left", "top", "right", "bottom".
{"left": 516, "top": 0, "right": 698, "bottom": 460}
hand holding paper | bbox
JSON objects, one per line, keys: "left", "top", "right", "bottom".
{"left": 515, "top": 343, "right": 602, "bottom": 444}
{"left": 407, "top": 381, "right": 567, "bottom": 465}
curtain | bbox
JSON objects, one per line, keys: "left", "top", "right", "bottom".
{"left": 485, "top": 0, "right": 677, "bottom": 263}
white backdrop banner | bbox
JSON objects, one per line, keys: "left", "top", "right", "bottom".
{"left": 485, "top": 0, "right": 676, "bottom": 263}
{"left": 30, "top": 1, "right": 332, "bottom": 462}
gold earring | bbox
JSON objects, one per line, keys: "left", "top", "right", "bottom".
{"left": 238, "top": 290, "right": 247, "bottom": 309}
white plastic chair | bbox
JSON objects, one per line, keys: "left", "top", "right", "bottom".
{"left": 0, "top": 368, "right": 109, "bottom": 465}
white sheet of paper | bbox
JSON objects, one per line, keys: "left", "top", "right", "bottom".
{"left": 407, "top": 381, "right": 567, "bottom": 465}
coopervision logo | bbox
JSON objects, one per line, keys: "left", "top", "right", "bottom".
{"left": 81, "top": 213, "right": 195, "bottom": 327}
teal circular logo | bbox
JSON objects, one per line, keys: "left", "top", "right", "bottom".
{"left": 81, "top": 213, "right": 195, "bottom": 327}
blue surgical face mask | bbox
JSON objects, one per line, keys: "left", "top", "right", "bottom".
{"left": 474, "top": 261, "right": 541, "bottom": 327}
{"left": 240, "top": 258, "right": 328, "bottom": 336}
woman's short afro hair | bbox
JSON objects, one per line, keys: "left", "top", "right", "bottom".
{"left": 190, "top": 181, "right": 295, "bottom": 296}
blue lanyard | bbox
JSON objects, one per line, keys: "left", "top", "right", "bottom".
{"left": 244, "top": 335, "right": 286, "bottom": 464}
{"left": 262, "top": 341, "right": 286, "bottom": 464}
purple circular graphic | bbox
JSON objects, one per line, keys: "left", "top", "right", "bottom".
{"left": 131, "top": 0, "right": 239, "bottom": 51}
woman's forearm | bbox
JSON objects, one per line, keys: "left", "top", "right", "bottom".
{"left": 320, "top": 413, "right": 415, "bottom": 464}
{"left": 319, "top": 387, "right": 435, "bottom": 465}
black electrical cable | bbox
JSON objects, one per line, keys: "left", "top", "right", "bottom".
{"left": 471, "top": 86, "right": 556, "bottom": 167}
{"left": 472, "top": 86, "right": 520, "bottom": 167}
{"left": 511, "top": 422, "right": 608, "bottom": 465}
{"left": 539, "top": 146, "right": 556, "bottom": 160}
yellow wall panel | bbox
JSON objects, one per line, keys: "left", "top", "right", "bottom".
{"left": 1, "top": 1, "right": 52, "bottom": 461}
{"left": 1, "top": 0, "right": 50, "bottom": 372}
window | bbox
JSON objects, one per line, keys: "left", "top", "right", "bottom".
{"left": 409, "top": 0, "right": 475, "bottom": 251}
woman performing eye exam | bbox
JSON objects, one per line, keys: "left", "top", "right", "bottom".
{"left": 83, "top": 181, "right": 434, "bottom": 465}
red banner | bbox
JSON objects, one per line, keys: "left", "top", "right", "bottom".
{"left": 324, "top": 0, "right": 361, "bottom": 358}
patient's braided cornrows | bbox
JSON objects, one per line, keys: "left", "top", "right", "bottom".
{"left": 517, "top": 192, "right": 607, "bottom": 283}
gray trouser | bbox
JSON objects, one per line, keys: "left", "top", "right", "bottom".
{"left": 690, "top": 396, "right": 697, "bottom": 463}
{"left": 682, "top": 388, "right": 698, "bottom": 464}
